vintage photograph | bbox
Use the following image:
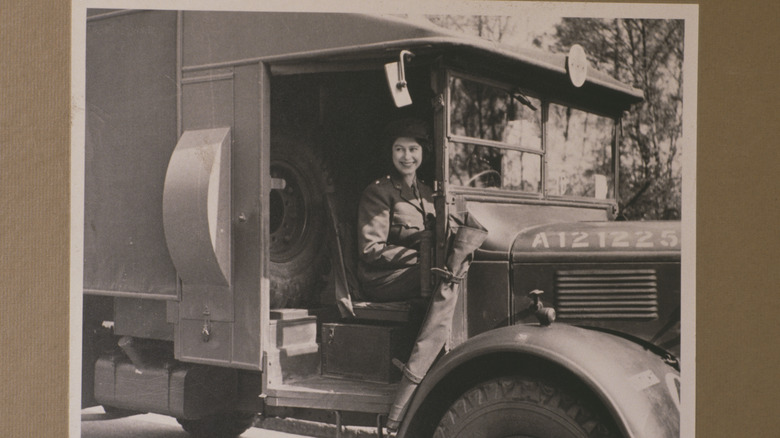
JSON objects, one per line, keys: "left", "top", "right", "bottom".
{"left": 73, "top": 2, "right": 697, "bottom": 437}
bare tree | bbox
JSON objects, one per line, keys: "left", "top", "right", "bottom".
{"left": 552, "top": 18, "right": 684, "bottom": 220}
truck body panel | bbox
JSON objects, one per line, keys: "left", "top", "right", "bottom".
{"left": 86, "top": 10, "right": 270, "bottom": 369}
{"left": 84, "top": 10, "right": 179, "bottom": 298}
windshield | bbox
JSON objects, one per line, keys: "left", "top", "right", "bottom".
{"left": 448, "top": 75, "right": 542, "bottom": 192}
{"left": 447, "top": 73, "right": 616, "bottom": 201}
{"left": 546, "top": 104, "right": 615, "bottom": 199}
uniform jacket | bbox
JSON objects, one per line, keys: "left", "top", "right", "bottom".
{"left": 357, "top": 172, "right": 434, "bottom": 286}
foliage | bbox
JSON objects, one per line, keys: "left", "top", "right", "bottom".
{"left": 548, "top": 18, "right": 684, "bottom": 220}
{"left": 427, "top": 15, "right": 685, "bottom": 220}
{"left": 426, "top": 15, "right": 516, "bottom": 42}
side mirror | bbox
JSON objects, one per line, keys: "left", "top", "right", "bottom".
{"left": 385, "top": 50, "right": 414, "bottom": 107}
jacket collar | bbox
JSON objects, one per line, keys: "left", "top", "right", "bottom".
{"left": 389, "top": 172, "right": 425, "bottom": 213}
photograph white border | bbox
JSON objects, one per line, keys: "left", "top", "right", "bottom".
{"left": 70, "top": 1, "right": 697, "bottom": 436}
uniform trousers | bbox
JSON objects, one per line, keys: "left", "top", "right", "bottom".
{"left": 361, "top": 264, "right": 420, "bottom": 302}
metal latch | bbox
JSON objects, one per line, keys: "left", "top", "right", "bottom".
{"left": 326, "top": 326, "right": 335, "bottom": 344}
{"left": 201, "top": 306, "right": 212, "bottom": 342}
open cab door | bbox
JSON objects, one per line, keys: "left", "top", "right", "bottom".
{"left": 162, "top": 61, "right": 272, "bottom": 372}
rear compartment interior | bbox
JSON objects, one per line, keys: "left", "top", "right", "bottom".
{"left": 262, "top": 66, "right": 436, "bottom": 404}
{"left": 270, "top": 66, "right": 435, "bottom": 311}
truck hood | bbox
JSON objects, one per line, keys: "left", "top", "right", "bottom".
{"left": 476, "top": 220, "right": 681, "bottom": 263}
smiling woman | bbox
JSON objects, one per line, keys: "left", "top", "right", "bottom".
{"left": 356, "top": 119, "right": 436, "bottom": 302}
{"left": 391, "top": 137, "right": 424, "bottom": 184}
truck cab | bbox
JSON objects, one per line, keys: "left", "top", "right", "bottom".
{"left": 83, "top": 10, "right": 681, "bottom": 438}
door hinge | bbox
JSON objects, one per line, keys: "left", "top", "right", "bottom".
{"left": 431, "top": 93, "right": 445, "bottom": 111}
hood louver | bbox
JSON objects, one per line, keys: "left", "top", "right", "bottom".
{"left": 555, "top": 269, "right": 658, "bottom": 320}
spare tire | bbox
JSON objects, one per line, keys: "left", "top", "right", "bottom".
{"left": 268, "top": 135, "right": 332, "bottom": 308}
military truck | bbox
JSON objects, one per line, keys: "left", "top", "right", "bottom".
{"left": 81, "top": 10, "right": 682, "bottom": 438}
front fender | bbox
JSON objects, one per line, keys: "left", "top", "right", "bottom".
{"left": 398, "top": 323, "right": 680, "bottom": 438}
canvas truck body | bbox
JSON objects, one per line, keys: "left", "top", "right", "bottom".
{"left": 82, "top": 10, "right": 681, "bottom": 437}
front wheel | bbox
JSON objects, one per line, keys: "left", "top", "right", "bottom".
{"left": 434, "top": 376, "right": 620, "bottom": 438}
{"left": 177, "top": 411, "right": 257, "bottom": 438}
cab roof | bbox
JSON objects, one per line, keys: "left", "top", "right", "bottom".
{"left": 89, "top": 10, "right": 643, "bottom": 112}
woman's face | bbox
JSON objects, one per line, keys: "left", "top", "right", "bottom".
{"left": 391, "top": 136, "right": 423, "bottom": 178}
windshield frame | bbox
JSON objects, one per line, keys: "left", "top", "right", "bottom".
{"left": 444, "top": 67, "right": 620, "bottom": 207}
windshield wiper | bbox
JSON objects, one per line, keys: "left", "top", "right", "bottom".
{"left": 511, "top": 89, "right": 538, "bottom": 111}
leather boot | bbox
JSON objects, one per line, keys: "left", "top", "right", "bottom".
{"left": 387, "top": 212, "right": 487, "bottom": 428}
{"left": 386, "top": 373, "right": 419, "bottom": 431}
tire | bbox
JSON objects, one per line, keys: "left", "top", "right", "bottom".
{"left": 434, "top": 376, "right": 620, "bottom": 438}
{"left": 177, "top": 411, "right": 257, "bottom": 438}
{"left": 268, "top": 135, "right": 333, "bottom": 308}
{"left": 101, "top": 405, "right": 143, "bottom": 418}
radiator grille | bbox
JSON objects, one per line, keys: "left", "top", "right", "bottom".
{"left": 555, "top": 269, "right": 658, "bottom": 320}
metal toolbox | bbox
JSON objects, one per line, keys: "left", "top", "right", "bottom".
{"left": 321, "top": 322, "right": 414, "bottom": 383}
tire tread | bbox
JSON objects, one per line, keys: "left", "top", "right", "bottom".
{"left": 434, "top": 376, "right": 620, "bottom": 438}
